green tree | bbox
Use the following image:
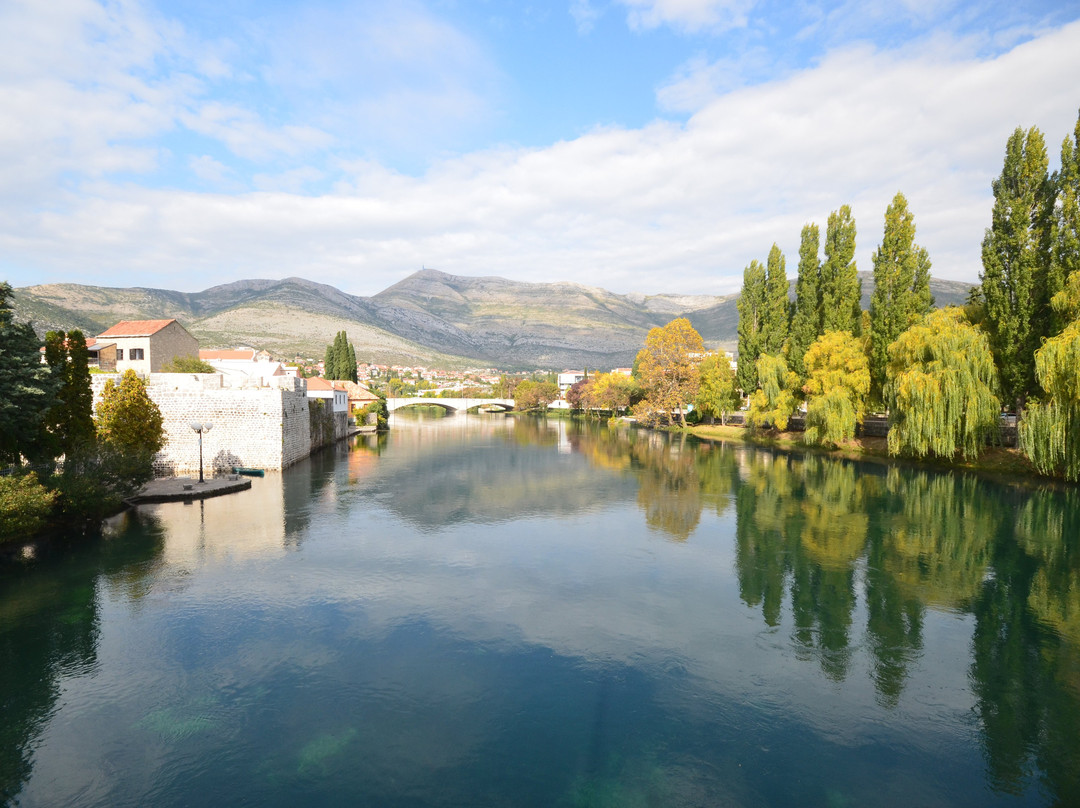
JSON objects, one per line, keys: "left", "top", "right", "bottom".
{"left": 694, "top": 353, "right": 738, "bottom": 424}
{"left": 747, "top": 353, "right": 799, "bottom": 431}
{"left": 788, "top": 223, "right": 823, "bottom": 380}
{"left": 869, "top": 192, "right": 933, "bottom": 405}
{"left": 96, "top": 369, "right": 166, "bottom": 459}
{"left": 820, "top": 205, "right": 861, "bottom": 334}
{"left": 802, "top": 330, "right": 870, "bottom": 447}
{"left": 513, "top": 379, "right": 558, "bottom": 411}
{"left": 1019, "top": 273, "right": 1080, "bottom": 480}
{"left": 1049, "top": 109, "right": 1080, "bottom": 335}
{"left": 980, "top": 125, "right": 1053, "bottom": 410}
{"left": 736, "top": 259, "right": 767, "bottom": 394}
{"left": 762, "top": 243, "right": 790, "bottom": 354}
{"left": 160, "top": 355, "right": 217, "bottom": 373}
{"left": 634, "top": 318, "right": 704, "bottom": 427}
{"left": 45, "top": 329, "right": 96, "bottom": 458}
{"left": 0, "top": 282, "right": 58, "bottom": 466}
{"left": 885, "top": 308, "right": 1000, "bottom": 460}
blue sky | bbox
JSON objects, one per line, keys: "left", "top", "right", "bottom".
{"left": 2, "top": 0, "right": 1079, "bottom": 297}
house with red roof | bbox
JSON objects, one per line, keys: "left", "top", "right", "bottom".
{"left": 96, "top": 319, "right": 199, "bottom": 374}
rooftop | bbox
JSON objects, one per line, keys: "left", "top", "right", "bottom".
{"left": 98, "top": 319, "right": 178, "bottom": 338}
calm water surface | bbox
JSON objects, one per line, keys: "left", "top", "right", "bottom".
{"left": 2, "top": 413, "right": 1079, "bottom": 807}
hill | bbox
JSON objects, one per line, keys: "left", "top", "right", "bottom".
{"left": 11, "top": 270, "right": 974, "bottom": 370}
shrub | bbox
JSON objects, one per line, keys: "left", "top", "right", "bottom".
{"left": 0, "top": 472, "right": 57, "bottom": 541}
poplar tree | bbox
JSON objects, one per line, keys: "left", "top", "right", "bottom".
{"left": 787, "top": 223, "right": 822, "bottom": 381}
{"left": 980, "top": 125, "right": 1053, "bottom": 411}
{"left": 869, "top": 193, "right": 933, "bottom": 405}
{"left": 762, "top": 243, "right": 790, "bottom": 354}
{"left": 820, "top": 205, "right": 861, "bottom": 334}
{"left": 43, "top": 329, "right": 95, "bottom": 457}
{"left": 1049, "top": 109, "right": 1080, "bottom": 335}
{"left": 736, "top": 260, "right": 767, "bottom": 394}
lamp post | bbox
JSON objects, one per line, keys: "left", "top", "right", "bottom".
{"left": 189, "top": 421, "right": 213, "bottom": 483}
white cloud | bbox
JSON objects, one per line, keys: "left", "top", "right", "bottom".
{"left": 570, "top": 0, "right": 602, "bottom": 34}
{"left": 617, "top": 0, "right": 757, "bottom": 32}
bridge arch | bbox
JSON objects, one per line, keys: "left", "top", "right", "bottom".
{"left": 385, "top": 397, "right": 515, "bottom": 414}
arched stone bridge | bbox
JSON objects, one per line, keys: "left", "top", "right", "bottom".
{"left": 386, "top": 397, "right": 515, "bottom": 413}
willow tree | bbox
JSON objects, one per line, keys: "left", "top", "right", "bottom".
{"left": 736, "top": 260, "right": 767, "bottom": 394}
{"left": 694, "top": 353, "right": 738, "bottom": 425}
{"left": 788, "top": 223, "right": 822, "bottom": 381}
{"left": 820, "top": 205, "right": 861, "bottom": 334}
{"left": 869, "top": 192, "right": 933, "bottom": 404}
{"left": 762, "top": 244, "right": 790, "bottom": 354}
{"left": 747, "top": 354, "right": 799, "bottom": 431}
{"left": 885, "top": 308, "right": 1000, "bottom": 460}
{"left": 980, "top": 125, "right": 1053, "bottom": 410}
{"left": 634, "top": 318, "right": 704, "bottom": 426}
{"left": 802, "top": 330, "right": 870, "bottom": 447}
{"left": 1020, "top": 274, "right": 1080, "bottom": 480}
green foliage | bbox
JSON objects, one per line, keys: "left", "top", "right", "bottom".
{"left": 0, "top": 472, "right": 57, "bottom": 541}
{"left": 323, "top": 331, "right": 358, "bottom": 382}
{"left": 762, "top": 243, "right": 790, "bottom": 354}
{"left": 160, "top": 355, "right": 217, "bottom": 373}
{"left": 50, "top": 447, "right": 156, "bottom": 521}
{"left": 885, "top": 308, "right": 1000, "bottom": 460}
{"left": 1049, "top": 109, "right": 1080, "bottom": 335}
{"left": 787, "top": 223, "right": 822, "bottom": 380}
{"left": 0, "top": 281, "right": 59, "bottom": 466}
{"left": 820, "top": 205, "right": 861, "bottom": 335}
{"left": 980, "top": 125, "right": 1053, "bottom": 408}
{"left": 736, "top": 260, "right": 767, "bottom": 394}
{"left": 634, "top": 318, "right": 704, "bottom": 427}
{"left": 869, "top": 192, "right": 933, "bottom": 405}
{"left": 1020, "top": 318, "right": 1080, "bottom": 480}
{"left": 802, "top": 330, "right": 870, "bottom": 447}
{"left": 358, "top": 399, "right": 389, "bottom": 430}
{"left": 694, "top": 353, "right": 739, "bottom": 424}
{"left": 96, "top": 370, "right": 166, "bottom": 459}
{"left": 42, "top": 329, "right": 96, "bottom": 459}
{"left": 513, "top": 379, "right": 558, "bottom": 410}
{"left": 747, "top": 353, "right": 799, "bottom": 431}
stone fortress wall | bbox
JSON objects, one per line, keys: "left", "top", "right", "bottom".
{"left": 91, "top": 372, "right": 341, "bottom": 476}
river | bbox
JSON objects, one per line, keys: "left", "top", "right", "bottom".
{"left": 2, "top": 412, "right": 1078, "bottom": 807}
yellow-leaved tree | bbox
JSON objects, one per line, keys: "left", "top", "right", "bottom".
{"left": 633, "top": 318, "right": 703, "bottom": 427}
{"left": 802, "top": 330, "right": 870, "bottom": 447}
{"left": 746, "top": 354, "right": 800, "bottom": 431}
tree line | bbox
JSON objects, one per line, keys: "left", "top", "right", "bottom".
{"left": 725, "top": 108, "right": 1080, "bottom": 477}
{"left": 1, "top": 283, "right": 167, "bottom": 539}
{"left": 631, "top": 108, "right": 1080, "bottom": 480}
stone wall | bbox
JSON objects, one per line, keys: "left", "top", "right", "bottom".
{"left": 91, "top": 373, "right": 314, "bottom": 475}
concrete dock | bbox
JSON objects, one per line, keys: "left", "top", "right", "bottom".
{"left": 129, "top": 474, "right": 252, "bottom": 504}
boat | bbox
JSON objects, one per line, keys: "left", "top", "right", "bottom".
{"left": 232, "top": 466, "right": 265, "bottom": 477}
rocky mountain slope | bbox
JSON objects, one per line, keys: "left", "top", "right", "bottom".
{"left": 12, "top": 269, "right": 973, "bottom": 370}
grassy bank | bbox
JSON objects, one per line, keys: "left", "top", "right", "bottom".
{"left": 688, "top": 423, "right": 1056, "bottom": 488}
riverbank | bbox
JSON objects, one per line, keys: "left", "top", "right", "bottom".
{"left": 687, "top": 422, "right": 1063, "bottom": 489}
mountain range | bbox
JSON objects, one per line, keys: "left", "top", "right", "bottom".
{"left": 11, "top": 269, "right": 974, "bottom": 370}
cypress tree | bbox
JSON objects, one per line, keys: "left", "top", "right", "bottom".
{"left": 346, "top": 340, "right": 357, "bottom": 383}
{"left": 980, "top": 126, "right": 1053, "bottom": 410}
{"left": 787, "top": 223, "right": 822, "bottom": 380}
{"left": 736, "top": 260, "right": 767, "bottom": 394}
{"left": 869, "top": 192, "right": 932, "bottom": 405}
{"left": 63, "top": 330, "right": 96, "bottom": 455}
{"left": 762, "top": 243, "right": 790, "bottom": 355}
{"left": 820, "top": 205, "right": 861, "bottom": 334}
{"left": 1049, "top": 109, "right": 1080, "bottom": 335}
{"left": 1, "top": 284, "right": 58, "bottom": 466}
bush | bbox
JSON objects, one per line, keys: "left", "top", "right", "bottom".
{"left": 0, "top": 472, "right": 57, "bottom": 541}
{"left": 51, "top": 448, "right": 155, "bottom": 524}
{"left": 160, "top": 355, "right": 217, "bottom": 373}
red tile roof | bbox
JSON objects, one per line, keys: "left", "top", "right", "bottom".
{"left": 306, "top": 376, "right": 335, "bottom": 391}
{"left": 98, "top": 319, "right": 177, "bottom": 338}
{"left": 200, "top": 349, "right": 257, "bottom": 361}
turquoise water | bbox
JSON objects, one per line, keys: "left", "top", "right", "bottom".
{"left": 2, "top": 413, "right": 1079, "bottom": 807}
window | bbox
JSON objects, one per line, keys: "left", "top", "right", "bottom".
{"left": 116, "top": 349, "right": 124, "bottom": 360}
{"left": 130, "top": 348, "right": 145, "bottom": 360}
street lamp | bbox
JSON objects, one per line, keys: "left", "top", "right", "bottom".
{"left": 189, "top": 421, "right": 213, "bottom": 483}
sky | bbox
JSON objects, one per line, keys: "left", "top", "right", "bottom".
{"left": 2, "top": 0, "right": 1079, "bottom": 298}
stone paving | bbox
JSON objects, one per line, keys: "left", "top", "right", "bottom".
{"left": 129, "top": 474, "right": 252, "bottom": 504}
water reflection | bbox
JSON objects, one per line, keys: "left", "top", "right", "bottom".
{"left": 2, "top": 417, "right": 1080, "bottom": 805}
